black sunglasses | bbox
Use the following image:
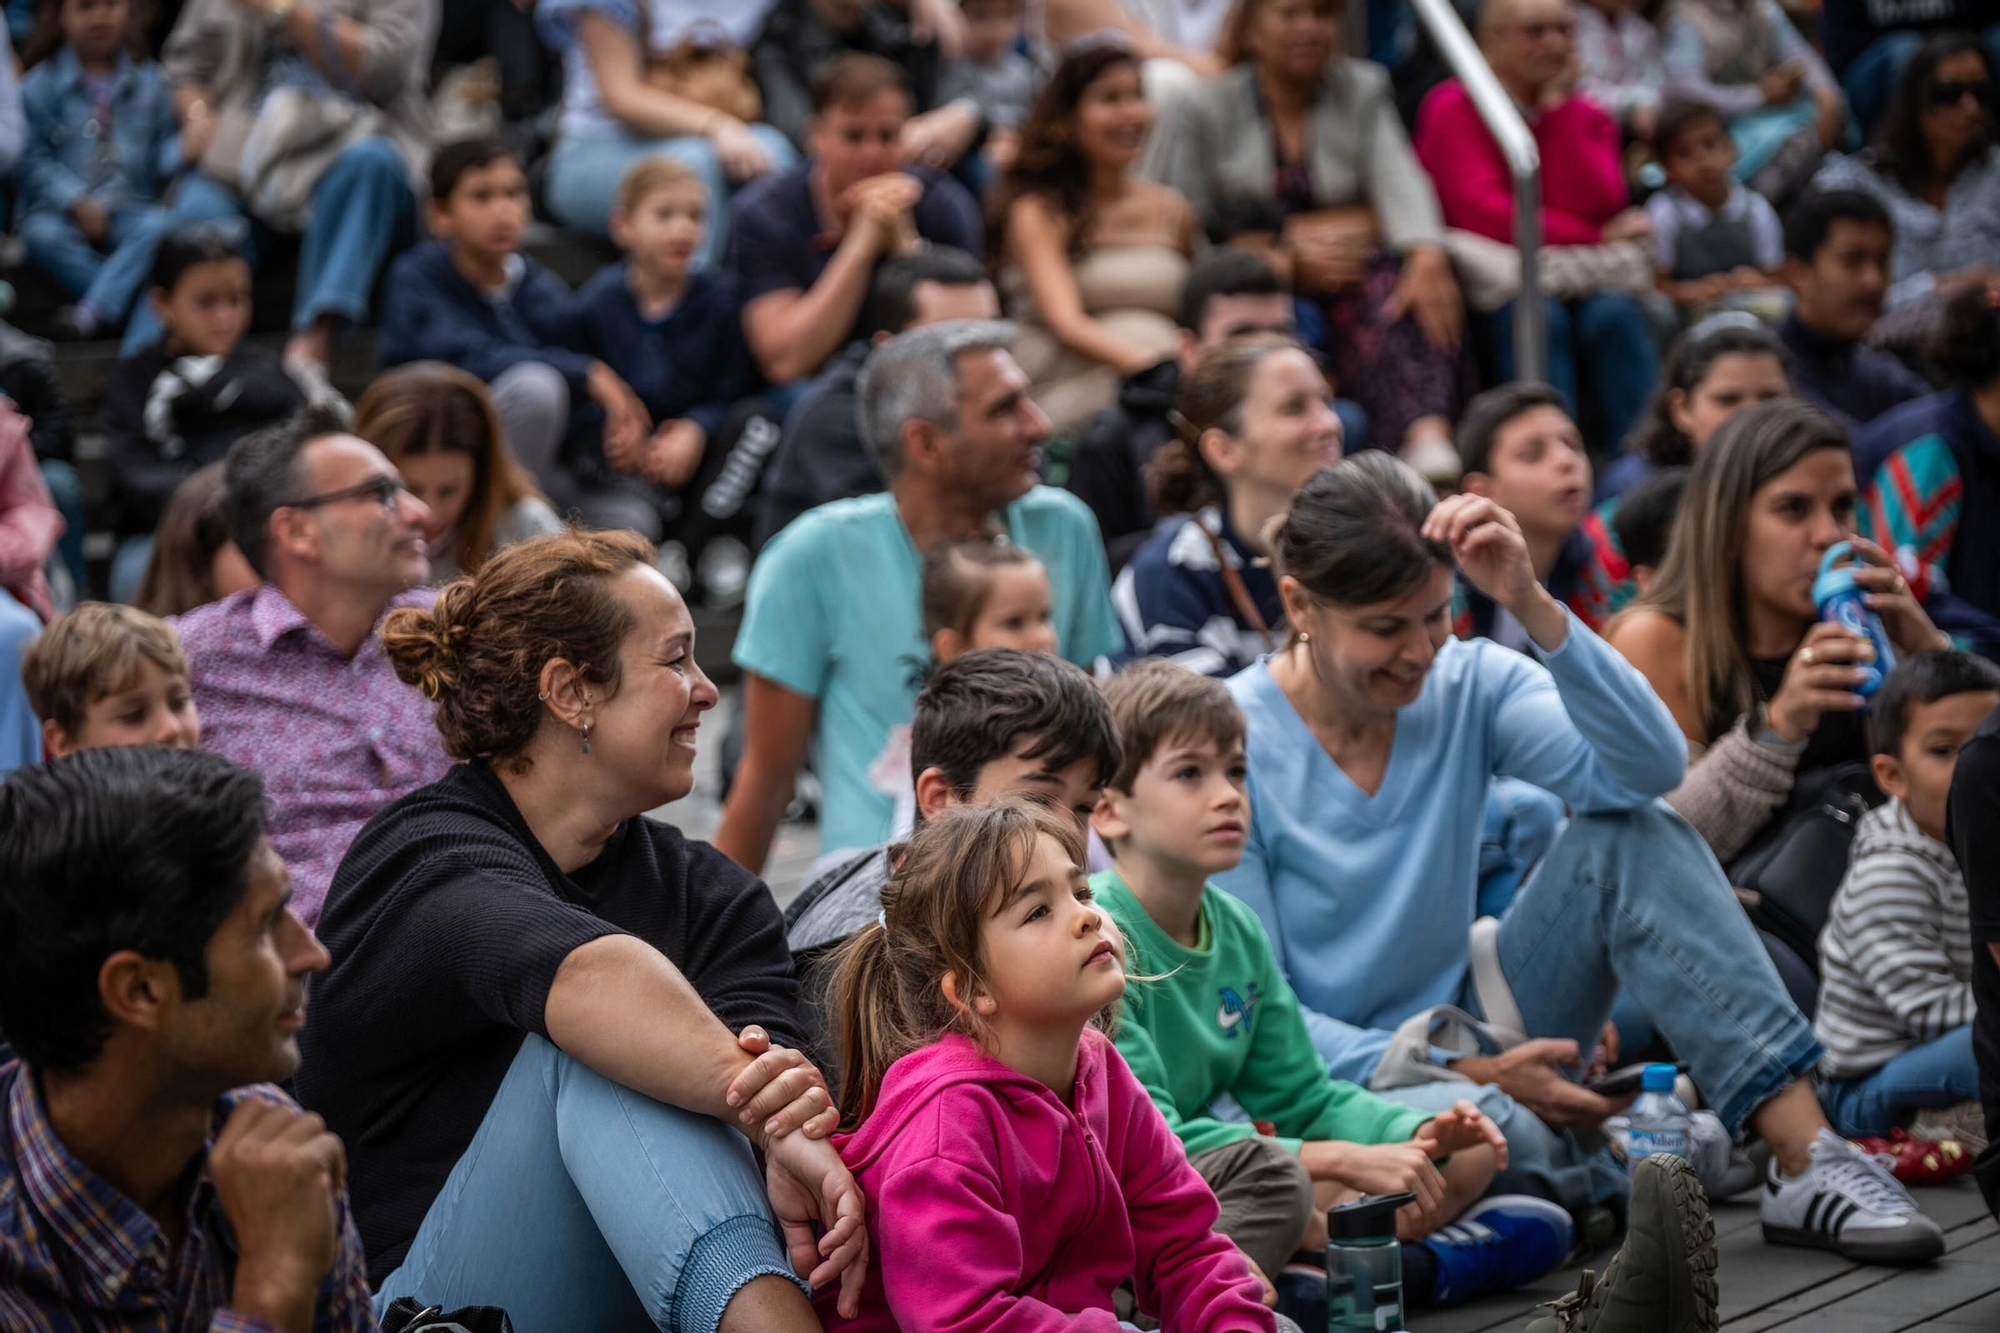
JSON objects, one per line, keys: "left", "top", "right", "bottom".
{"left": 1929, "top": 78, "right": 1990, "bottom": 107}
{"left": 281, "top": 474, "right": 407, "bottom": 511}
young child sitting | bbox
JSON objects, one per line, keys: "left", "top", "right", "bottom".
{"left": 1090, "top": 660, "right": 1573, "bottom": 1311}
{"left": 16, "top": 0, "right": 179, "bottom": 341}
{"left": 822, "top": 798, "right": 1278, "bottom": 1331}
{"left": 938, "top": 0, "right": 1037, "bottom": 174}
{"left": 378, "top": 136, "right": 650, "bottom": 522}
{"left": 1454, "top": 384, "right": 1621, "bottom": 641}
{"left": 1644, "top": 99, "right": 1789, "bottom": 317}
{"left": 20, "top": 600, "right": 197, "bottom": 759}
{"left": 100, "top": 226, "right": 318, "bottom": 601}
{"left": 870, "top": 540, "right": 1062, "bottom": 839}
{"left": 577, "top": 156, "right": 768, "bottom": 598}
{"left": 1816, "top": 650, "right": 2000, "bottom": 1152}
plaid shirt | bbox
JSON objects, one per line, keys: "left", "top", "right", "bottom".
{"left": 0, "top": 1060, "right": 377, "bottom": 1333}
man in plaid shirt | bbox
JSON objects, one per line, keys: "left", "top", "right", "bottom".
{"left": 0, "top": 747, "right": 375, "bottom": 1333}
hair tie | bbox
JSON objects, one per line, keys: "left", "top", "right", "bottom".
{"left": 876, "top": 907, "right": 888, "bottom": 930}
{"left": 1687, "top": 310, "right": 1762, "bottom": 343}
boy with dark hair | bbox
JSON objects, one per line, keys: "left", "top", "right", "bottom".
{"left": 1645, "top": 99, "right": 1786, "bottom": 314}
{"left": 1454, "top": 383, "right": 1621, "bottom": 640}
{"left": 21, "top": 601, "right": 197, "bottom": 758}
{"left": 1611, "top": 465, "right": 1690, "bottom": 597}
{"left": 378, "top": 135, "right": 650, "bottom": 520}
{"left": 1778, "top": 189, "right": 1930, "bottom": 428}
{"left": 784, "top": 645, "right": 1120, "bottom": 964}
{"left": 1817, "top": 650, "right": 2000, "bottom": 1150}
{"left": 0, "top": 747, "right": 370, "bottom": 1331}
{"left": 1089, "top": 659, "right": 1573, "bottom": 1311}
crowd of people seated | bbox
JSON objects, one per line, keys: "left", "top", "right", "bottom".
{"left": 3, "top": 0, "right": 2000, "bottom": 1331}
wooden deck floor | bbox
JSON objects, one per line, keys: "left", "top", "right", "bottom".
{"left": 1429, "top": 1179, "right": 1998, "bottom": 1333}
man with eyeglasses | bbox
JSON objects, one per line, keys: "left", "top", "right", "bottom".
{"left": 727, "top": 52, "right": 981, "bottom": 387}
{"left": 173, "top": 406, "right": 450, "bottom": 928}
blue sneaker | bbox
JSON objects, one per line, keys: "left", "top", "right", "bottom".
{"left": 1422, "top": 1194, "right": 1575, "bottom": 1306}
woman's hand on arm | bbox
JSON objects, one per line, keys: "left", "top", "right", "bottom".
{"left": 1422, "top": 494, "right": 1569, "bottom": 651}
{"left": 578, "top": 13, "right": 765, "bottom": 150}
{"left": 1382, "top": 245, "right": 1463, "bottom": 351}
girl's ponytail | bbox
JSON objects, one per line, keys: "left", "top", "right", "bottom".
{"left": 827, "top": 800, "right": 1088, "bottom": 1130}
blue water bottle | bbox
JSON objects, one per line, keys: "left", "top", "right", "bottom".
{"left": 1812, "top": 541, "right": 1896, "bottom": 698}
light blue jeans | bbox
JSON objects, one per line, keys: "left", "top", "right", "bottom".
{"left": 123, "top": 137, "right": 418, "bottom": 353}
{"left": 1487, "top": 293, "right": 1661, "bottom": 460}
{"left": 374, "top": 1035, "right": 804, "bottom": 1333}
{"left": 1819, "top": 1024, "right": 1981, "bottom": 1140}
{"left": 1381, "top": 803, "right": 1825, "bottom": 1218}
{"left": 39, "top": 460, "right": 86, "bottom": 596}
{"left": 20, "top": 199, "right": 173, "bottom": 329}
{"left": 0, "top": 588, "right": 44, "bottom": 773}
{"left": 544, "top": 126, "right": 798, "bottom": 268}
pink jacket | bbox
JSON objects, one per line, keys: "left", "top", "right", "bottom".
{"left": 1413, "top": 79, "right": 1630, "bottom": 247}
{"left": 0, "top": 399, "right": 58, "bottom": 622}
{"left": 819, "top": 1029, "right": 1273, "bottom": 1332}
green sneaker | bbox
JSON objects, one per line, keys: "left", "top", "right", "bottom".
{"left": 1523, "top": 1155, "right": 1719, "bottom": 1333}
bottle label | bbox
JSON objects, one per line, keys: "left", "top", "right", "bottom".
{"left": 1629, "top": 1127, "right": 1688, "bottom": 1162}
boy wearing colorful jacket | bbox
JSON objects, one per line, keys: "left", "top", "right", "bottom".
{"left": 1089, "top": 660, "right": 1574, "bottom": 1308}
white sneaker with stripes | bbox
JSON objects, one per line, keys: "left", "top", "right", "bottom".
{"left": 1760, "top": 1129, "right": 1944, "bottom": 1264}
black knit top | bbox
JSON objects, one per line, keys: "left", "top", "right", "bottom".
{"left": 295, "top": 762, "right": 801, "bottom": 1276}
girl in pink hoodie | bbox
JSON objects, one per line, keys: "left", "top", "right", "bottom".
{"left": 819, "top": 799, "right": 1275, "bottom": 1332}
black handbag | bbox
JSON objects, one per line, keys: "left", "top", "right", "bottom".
{"left": 380, "top": 1299, "right": 515, "bottom": 1333}
{"left": 1727, "top": 761, "right": 1884, "bottom": 970}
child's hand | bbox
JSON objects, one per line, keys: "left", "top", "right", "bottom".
{"left": 588, "top": 362, "right": 651, "bottom": 470}
{"left": 1417, "top": 1100, "right": 1509, "bottom": 1168}
{"left": 1323, "top": 1139, "right": 1448, "bottom": 1238}
{"left": 642, "top": 419, "right": 707, "bottom": 490}
{"left": 1760, "top": 62, "right": 1805, "bottom": 106}
{"left": 727, "top": 1024, "right": 839, "bottom": 1141}
{"left": 71, "top": 197, "right": 108, "bottom": 245}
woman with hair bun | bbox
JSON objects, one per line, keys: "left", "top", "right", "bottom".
{"left": 1219, "top": 449, "right": 1944, "bottom": 1262}
{"left": 1113, "top": 332, "right": 1342, "bottom": 678}
{"left": 1855, "top": 284, "right": 2000, "bottom": 657}
{"left": 296, "top": 529, "right": 869, "bottom": 1333}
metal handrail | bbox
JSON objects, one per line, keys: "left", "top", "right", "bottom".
{"left": 1407, "top": 0, "right": 1548, "bottom": 383}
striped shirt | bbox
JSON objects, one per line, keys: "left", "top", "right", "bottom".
{"left": 1815, "top": 800, "right": 1977, "bottom": 1079}
{"left": 0, "top": 1061, "right": 376, "bottom": 1333}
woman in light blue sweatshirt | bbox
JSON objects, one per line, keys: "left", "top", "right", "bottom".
{"left": 1219, "top": 452, "right": 1943, "bottom": 1265}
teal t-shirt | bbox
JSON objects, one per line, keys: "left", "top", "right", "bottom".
{"left": 734, "top": 488, "right": 1121, "bottom": 857}
{"left": 1093, "top": 869, "right": 1429, "bottom": 1159}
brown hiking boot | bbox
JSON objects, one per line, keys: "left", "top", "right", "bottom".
{"left": 1523, "top": 1155, "right": 1719, "bottom": 1333}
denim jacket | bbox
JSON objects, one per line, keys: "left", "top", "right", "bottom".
{"left": 18, "top": 48, "right": 180, "bottom": 219}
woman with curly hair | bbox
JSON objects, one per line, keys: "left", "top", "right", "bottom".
{"left": 991, "top": 36, "right": 1197, "bottom": 436}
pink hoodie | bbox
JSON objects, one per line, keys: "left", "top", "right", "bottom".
{"left": 818, "top": 1028, "right": 1274, "bottom": 1332}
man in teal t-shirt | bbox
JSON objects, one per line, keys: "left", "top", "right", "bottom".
{"left": 1093, "top": 661, "right": 1571, "bottom": 1306}
{"left": 720, "top": 320, "right": 1120, "bottom": 873}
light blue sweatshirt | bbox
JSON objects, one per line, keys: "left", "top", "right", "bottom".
{"left": 1217, "top": 610, "right": 1687, "bottom": 1085}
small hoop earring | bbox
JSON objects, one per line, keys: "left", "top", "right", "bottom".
{"left": 580, "top": 722, "right": 592, "bottom": 755}
{"left": 536, "top": 691, "right": 549, "bottom": 702}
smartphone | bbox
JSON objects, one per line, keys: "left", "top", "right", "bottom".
{"left": 1585, "top": 1062, "right": 1684, "bottom": 1098}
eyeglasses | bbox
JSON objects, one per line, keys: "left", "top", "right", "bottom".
{"left": 1929, "top": 78, "right": 1990, "bottom": 107}
{"left": 280, "top": 474, "right": 408, "bottom": 511}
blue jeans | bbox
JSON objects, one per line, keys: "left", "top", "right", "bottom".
{"left": 1819, "top": 1025, "right": 1980, "bottom": 1139}
{"left": 545, "top": 126, "right": 798, "bottom": 268}
{"left": 0, "top": 588, "right": 43, "bottom": 773}
{"left": 1841, "top": 27, "right": 2000, "bottom": 140}
{"left": 20, "top": 200, "right": 172, "bottom": 328}
{"left": 1487, "top": 293, "right": 1659, "bottom": 457}
{"left": 39, "top": 460, "right": 86, "bottom": 596}
{"left": 123, "top": 138, "right": 417, "bottom": 353}
{"left": 1480, "top": 803, "right": 1823, "bottom": 1136}
{"left": 110, "top": 535, "right": 153, "bottom": 606}
{"left": 374, "top": 1035, "right": 804, "bottom": 1333}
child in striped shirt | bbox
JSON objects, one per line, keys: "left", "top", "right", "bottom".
{"left": 1816, "top": 650, "right": 2000, "bottom": 1144}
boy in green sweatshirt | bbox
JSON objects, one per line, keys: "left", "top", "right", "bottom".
{"left": 1092, "top": 660, "right": 1575, "bottom": 1307}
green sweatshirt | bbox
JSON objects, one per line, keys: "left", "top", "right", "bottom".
{"left": 1094, "top": 868, "right": 1430, "bottom": 1159}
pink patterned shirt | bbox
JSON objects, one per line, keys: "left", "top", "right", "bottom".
{"left": 174, "top": 584, "right": 449, "bottom": 927}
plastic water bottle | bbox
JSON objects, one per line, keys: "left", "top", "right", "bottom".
{"left": 1812, "top": 540, "right": 1896, "bottom": 697}
{"left": 1326, "top": 1190, "right": 1416, "bottom": 1332}
{"left": 1626, "top": 1063, "right": 1691, "bottom": 1178}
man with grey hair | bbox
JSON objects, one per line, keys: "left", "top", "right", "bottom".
{"left": 717, "top": 320, "right": 1122, "bottom": 875}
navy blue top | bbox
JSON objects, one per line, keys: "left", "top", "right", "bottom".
{"left": 724, "top": 162, "right": 981, "bottom": 349}
{"left": 378, "top": 241, "right": 593, "bottom": 394}
{"left": 576, "top": 263, "right": 760, "bottom": 443}
{"left": 1777, "top": 311, "right": 1930, "bottom": 432}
